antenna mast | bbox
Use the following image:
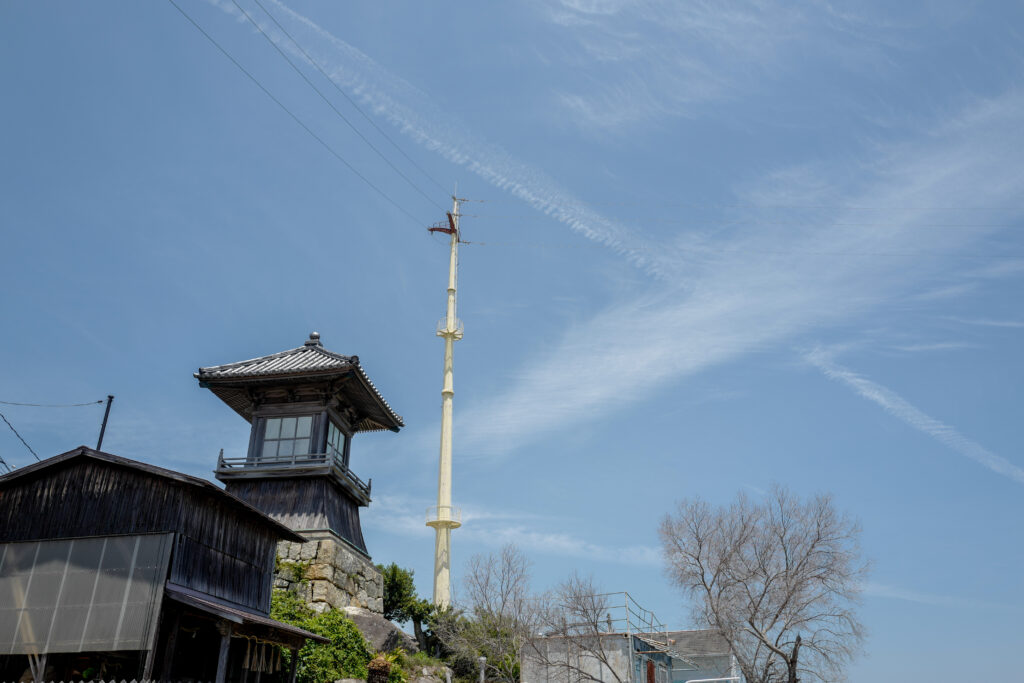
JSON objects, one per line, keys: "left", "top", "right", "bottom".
{"left": 426, "top": 195, "right": 464, "bottom": 608}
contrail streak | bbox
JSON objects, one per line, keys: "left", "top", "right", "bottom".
{"left": 807, "top": 349, "right": 1024, "bottom": 485}
{"left": 211, "top": 0, "right": 670, "bottom": 277}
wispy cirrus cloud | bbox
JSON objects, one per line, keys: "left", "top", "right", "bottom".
{"left": 862, "top": 582, "right": 1008, "bottom": 610}
{"left": 210, "top": 0, "right": 669, "bottom": 277}
{"left": 473, "top": 527, "right": 659, "bottom": 567}
{"left": 210, "top": 2, "right": 1024, "bottom": 466}
{"left": 889, "top": 342, "right": 975, "bottom": 353}
{"left": 806, "top": 348, "right": 1024, "bottom": 485}
{"left": 364, "top": 494, "right": 658, "bottom": 566}
{"left": 946, "top": 317, "right": 1024, "bottom": 329}
{"left": 535, "top": 0, "right": 906, "bottom": 130}
{"left": 456, "top": 88, "right": 1024, "bottom": 458}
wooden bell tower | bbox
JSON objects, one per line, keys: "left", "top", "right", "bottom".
{"left": 196, "top": 332, "right": 403, "bottom": 557}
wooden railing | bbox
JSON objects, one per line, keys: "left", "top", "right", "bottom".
{"left": 216, "top": 450, "right": 371, "bottom": 497}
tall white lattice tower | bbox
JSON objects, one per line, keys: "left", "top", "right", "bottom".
{"left": 426, "top": 196, "right": 463, "bottom": 608}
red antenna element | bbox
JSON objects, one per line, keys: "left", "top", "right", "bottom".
{"left": 427, "top": 212, "right": 458, "bottom": 236}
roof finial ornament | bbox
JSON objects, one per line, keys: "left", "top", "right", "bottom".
{"left": 306, "top": 331, "right": 322, "bottom": 347}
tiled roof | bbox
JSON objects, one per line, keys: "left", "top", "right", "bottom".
{"left": 195, "top": 333, "right": 403, "bottom": 431}
{"left": 196, "top": 332, "right": 357, "bottom": 379}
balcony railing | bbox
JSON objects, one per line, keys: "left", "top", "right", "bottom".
{"left": 426, "top": 504, "right": 462, "bottom": 528}
{"left": 216, "top": 450, "right": 371, "bottom": 497}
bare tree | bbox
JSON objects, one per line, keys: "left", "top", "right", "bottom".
{"left": 659, "top": 486, "right": 868, "bottom": 683}
{"left": 525, "top": 573, "right": 631, "bottom": 683}
{"left": 436, "top": 544, "right": 538, "bottom": 683}
{"left": 464, "top": 544, "right": 534, "bottom": 622}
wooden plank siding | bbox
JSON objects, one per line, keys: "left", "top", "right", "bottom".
{"left": 224, "top": 478, "right": 367, "bottom": 554}
{"left": 0, "top": 456, "right": 283, "bottom": 612}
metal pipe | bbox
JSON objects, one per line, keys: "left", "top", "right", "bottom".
{"left": 96, "top": 395, "right": 114, "bottom": 450}
{"left": 624, "top": 592, "right": 637, "bottom": 683}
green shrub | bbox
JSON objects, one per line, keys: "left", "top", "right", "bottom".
{"left": 400, "top": 650, "right": 445, "bottom": 668}
{"left": 271, "top": 588, "right": 373, "bottom": 683}
{"left": 270, "top": 585, "right": 313, "bottom": 625}
{"left": 271, "top": 585, "right": 427, "bottom": 683}
{"left": 299, "top": 609, "right": 374, "bottom": 683}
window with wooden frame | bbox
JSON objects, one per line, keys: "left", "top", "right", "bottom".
{"left": 261, "top": 415, "right": 314, "bottom": 459}
{"left": 326, "top": 420, "right": 351, "bottom": 467}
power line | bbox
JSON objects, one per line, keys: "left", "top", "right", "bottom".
{"left": 0, "top": 399, "right": 104, "bottom": 408}
{"left": 0, "top": 454, "right": 10, "bottom": 474}
{"left": 0, "top": 410, "right": 40, "bottom": 462}
{"left": 453, "top": 238, "right": 1023, "bottom": 259}
{"left": 250, "top": 0, "right": 450, "bottom": 196}
{"left": 471, "top": 198, "right": 1024, "bottom": 212}
{"left": 167, "top": 0, "right": 424, "bottom": 227}
{"left": 231, "top": 0, "right": 445, "bottom": 212}
{"left": 462, "top": 214, "right": 1024, "bottom": 230}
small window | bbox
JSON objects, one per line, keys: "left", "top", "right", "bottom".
{"left": 262, "top": 415, "right": 313, "bottom": 459}
{"left": 327, "top": 421, "right": 349, "bottom": 466}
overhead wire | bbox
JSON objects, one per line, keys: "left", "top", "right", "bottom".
{"left": 455, "top": 212, "right": 1024, "bottom": 258}
{"left": 230, "top": 0, "right": 445, "bottom": 212}
{"left": 0, "top": 399, "right": 104, "bottom": 408}
{"left": 461, "top": 214, "right": 1024, "bottom": 230}
{"left": 166, "top": 0, "right": 424, "bottom": 227}
{"left": 0, "top": 410, "right": 40, "bottom": 462}
{"left": 456, "top": 243, "right": 1021, "bottom": 259}
{"left": 448, "top": 232, "right": 1022, "bottom": 260}
{"left": 453, "top": 211, "right": 1023, "bottom": 258}
{"left": 168, "top": 1, "right": 1022, "bottom": 252}
{"left": 469, "top": 198, "right": 1024, "bottom": 212}
{"left": 250, "top": 0, "right": 450, "bottom": 196}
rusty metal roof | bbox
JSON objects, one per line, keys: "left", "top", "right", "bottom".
{"left": 195, "top": 333, "right": 403, "bottom": 432}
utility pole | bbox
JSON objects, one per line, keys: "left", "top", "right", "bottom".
{"left": 96, "top": 395, "right": 114, "bottom": 451}
{"left": 426, "top": 195, "right": 464, "bottom": 608}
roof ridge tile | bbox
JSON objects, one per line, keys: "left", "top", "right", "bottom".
{"left": 195, "top": 339, "right": 402, "bottom": 429}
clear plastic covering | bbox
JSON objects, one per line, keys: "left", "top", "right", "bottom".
{"left": 0, "top": 533, "right": 172, "bottom": 655}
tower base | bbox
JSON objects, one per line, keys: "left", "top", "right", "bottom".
{"left": 275, "top": 531, "right": 383, "bottom": 614}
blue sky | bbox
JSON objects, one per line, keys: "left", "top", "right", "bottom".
{"left": 2, "top": 1, "right": 1023, "bottom": 679}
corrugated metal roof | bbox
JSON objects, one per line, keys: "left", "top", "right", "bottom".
{"left": 196, "top": 333, "right": 403, "bottom": 429}
{"left": 663, "top": 629, "right": 731, "bottom": 656}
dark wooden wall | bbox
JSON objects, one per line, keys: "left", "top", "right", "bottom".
{"left": 226, "top": 478, "right": 367, "bottom": 554}
{"left": 0, "top": 460, "right": 279, "bottom": 611}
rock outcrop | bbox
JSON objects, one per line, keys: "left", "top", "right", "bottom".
{"left": 343, "top": 606, "right": 419, "bottom": 653}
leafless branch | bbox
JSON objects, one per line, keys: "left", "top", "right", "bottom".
{"left": 660, "top": 485, "right": 868, "bottom": 683}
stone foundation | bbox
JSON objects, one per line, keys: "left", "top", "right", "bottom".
{"left": 275, "top": 535, "right": 383, "bottom": 614}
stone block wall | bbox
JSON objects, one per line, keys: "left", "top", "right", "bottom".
{"left": 275, "top": 535, "right": 383, "bottom": 614}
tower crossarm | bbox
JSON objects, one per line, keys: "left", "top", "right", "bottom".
{"left": 436, "top": 318, "right": 465, "bottom": 340}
